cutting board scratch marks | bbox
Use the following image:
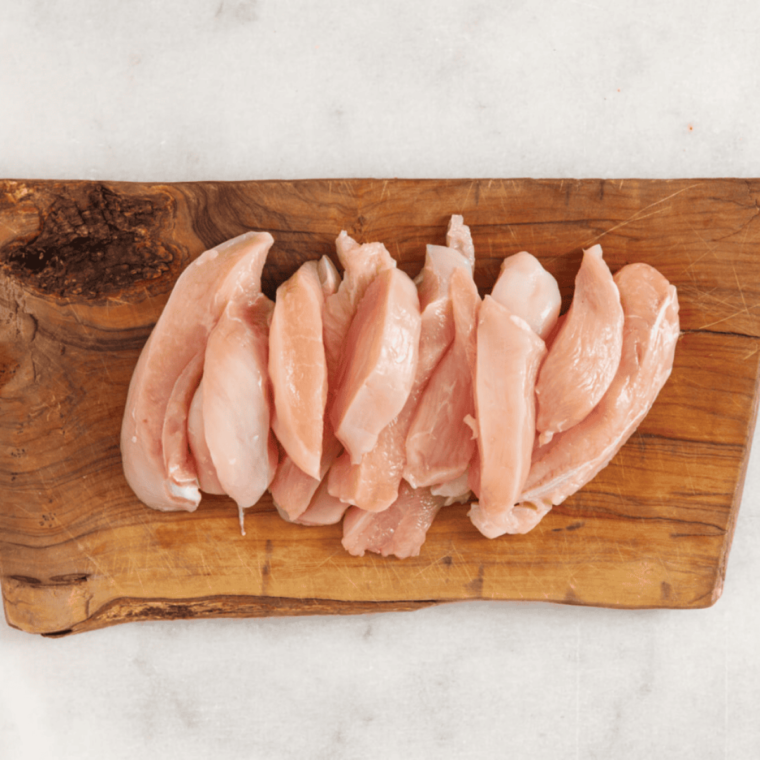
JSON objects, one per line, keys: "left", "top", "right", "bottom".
{"left": 411, "top": 556, "right": 444, "bottom": 579}
{"left": 461, "top": 180, "right": 475, "bottom": 209}
{"left": 233, "top": 545, "right": 260, "bottom": 585}
{"left": 684, "top": 458, "right": 698, "bottom": 496}
{"left": 129, "top": 554, "right": 147, "bottom": 594}
{"left": 448, "top": 543, "right": 468, "bottom": 571}
{"left": 308, "top": 549, "right": 339, "bottom": 570}
{"left": 583, "top": 183, "right": 701, "bottom": 247}
{"left": 313, "top": 550, "right": 341, "bottom": 569}
{"left": 332, "top": 559, "right": 359, "bottom": 591}
{"left": 696, "top": 302, "right": 760, "bottom": 332}
{"left": 731, "top": 262, "right": 750, "bottom": 319}
{"left": 196, "top": 550, "right": 214, "bottom": 589}
{"left": 385, "top": 558, "right": 404, "bottom": 585}
{"left": 679, "top": 247, "right": 712, "bottom": 278}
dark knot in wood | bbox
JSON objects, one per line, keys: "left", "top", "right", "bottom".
{"left": 1, "top": 183, "right": 180, "bottom": 299}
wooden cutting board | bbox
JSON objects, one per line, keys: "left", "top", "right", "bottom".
{"left": 1, "top": 178, "right": 758, "bottom": 636}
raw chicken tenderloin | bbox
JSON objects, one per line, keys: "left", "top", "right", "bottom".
{"left": 490, "top": 251, "right": 561, "bottom": 340}
{"left": 161, "top": 352, "right": 205, "bottom": 498}
{"left": 446, "top": 214, "right": 476, "bottom": 267}
{"left": 317, "top": 254, "right": 341, "bottom": 299}
{"left": 324, "top": 233, "right": 397, "bottom": 378}
{"left": 342, "top": 482, "right": 446, "bottom": 559}
{"left": 328, "top": 233, "right": 472, "bottom": 511}
{"left": 269, "top": 261, "right": 328, "bottom": 479}
{"left": 203, "top": 293, "right": 277, "bottom": 523}
{"left": 269, "top": 242, "right": 395, "bottom": 519}
{"left": 121, "top": 231, "right": 274, "bottom": 512}
{"left": 416, "top": 250, "right": 557, "bottom": 497}
{"left": 330, "top": 267, "right": 421, "bottom": 464}
{"left": 295, "top": 478, "right": 349, "bottom": 526}
{"left": 187, "top": 380, "right": 225, "bottom": 495}
{"left": 534, "top": 245, "right": 624, "bottom": 445}
{"left": 519, "top": 263, "right": 679, "bottom": 519}
{"left": 468, "top": 296, "right": 547, "bottom": 539}
{"left": 431, "top": 473, "right": 471, "bottom": 505}
{"left": 404, "top": 266, "right": 481, "bottom": 488}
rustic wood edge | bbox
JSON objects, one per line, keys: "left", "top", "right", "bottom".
{"left": 3, "top": 585, "right": 723, "bottom": 638}
{"left": 716, "top": 357, "right": 760, "bottom": 597}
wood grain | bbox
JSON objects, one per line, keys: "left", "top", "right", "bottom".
{"left": 1, "top": 178, "right": 758, "bottom": 636}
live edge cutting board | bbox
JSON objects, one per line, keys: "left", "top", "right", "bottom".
{"left": 1, "top": 179, "right": 758, "bottom": 636}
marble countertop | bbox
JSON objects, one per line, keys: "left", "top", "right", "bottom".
{"left": 2, "top": 2, "right": 759, "bottom": 758}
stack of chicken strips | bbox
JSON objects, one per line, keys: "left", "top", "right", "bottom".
{"left": 121, "top": 217, "right": 680, "bottom": 558}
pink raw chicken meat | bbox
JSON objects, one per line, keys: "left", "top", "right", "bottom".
{"left": 121, "top": 231, "right": 274, "bottom": 512}
{"left": 269, "top": 239, "right": 396, "bottom": 520}
{"left": 295, "top": 478, "right": 348, "bottom": 526}
{"left": 328, "top": 217, "right": 473, "bottom": 512}
{"left": 444, "top": 213, "right": 475, "bottom": 265}
{"left": 429, "top": 249, "right": 559, "bottom": 506}
{"left": 161, "top": 351, "right": 205, "bottom": 500}
{"left": 460, "top": 248, "right": 559, "bottom": 524}
{"left": 425, "top": 248, "right": 560, "bottom": 502}
{"left": 468, "top": 296, "right": 547, "bottom": 538}
{"left": 203, "top": 293, "right": 278, "bottom": 529}
{"left": 431, "top": 472, "right": 471, "bottom": 504}
{"left": 404, "top": 266, "right": 481, "bottom": 489}
{"left": 187, "top": 380, "right": 225, "bottom": 495}
{"left": 518, "top": 263, "right": 679, "bottom": 524}
{"left": 491, "top": 251, "right": 561, "bottom": 340}
{"left": 535, "top": 244, "right": 624, "bottom": 445}
{"left": 342, "top": 482, "right": 445, "bottom": 559}
{"left": 330, "top": 266, "right": 421, "bottom": 464}
{"left": 269, "top": 260, "right": 329, "bottom": 479}
{"left": 324, "top": 233, "right": 398, "bottom": 378}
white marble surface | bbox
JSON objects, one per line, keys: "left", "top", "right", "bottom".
{"left": 2, "top": 1, "right": 759, "bottom": 758}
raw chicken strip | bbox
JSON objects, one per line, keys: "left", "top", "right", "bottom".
{"left": 270, "top": 240, "right": 395, "bottom": 520}
{"left": 404, "top": 266, "right": 481, "bottom": 488}
{"left": 451, "top": 252, "right": 558, "bottom": 523}
{"left": 330, "top": 267, "right": 421, "bottom": 464}
{"left": 414, "top": 240, "right": 474, "bottom": 384}
{"left": 535, "top": 245, "right": 624, "bottom": 445}
{"left": 318, "top": 255, "right": 341, "bottom": 299}
{"left": 203, "top": 293, "right": 277, "bottom": 520}
{"left": 446, "top": 214, "right": 476, "bottom": 266}
{"left": 448, "top": 248, "right": 559, "bottom": 528}
{"left": 269, "top": 261, "right": 328, "bottom": 479}
{"left": 342, "top": 482, "right": 445, "bottom": 559}
{"left": 519, "top": 263, "right": 679, "bottom": 520}
{"left": 327, "top": 233, "right": 472, "bottom": 511}
{"left": 121, "top": 231, "right": 274, "bottom": 512}
{"left": 161, "top": 352, "right": 204, "bottom": 498}
{"left": 295, "top": 478, "right": 349, "bottom": 526}
{"left": 269, "top": 434, "right": 342, "bottom": 520}
{"left": 187, "top": 380, "right": 225, "bottom": 495}
{"left": 431, "top": 473, "right": 472, "bottom": 504}
{"left": 468, "top": 296, "right": 547, "bottom": 539}
{"left": 490, "top": 251, "right": 561, "bottom": 340}
{"left": 324, "top": 233, "right": 397, "bottom": 378}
